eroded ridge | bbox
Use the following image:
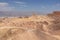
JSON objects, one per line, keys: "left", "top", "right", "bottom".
{"left": 0, "top": 14, "right": 60, "bottom": 40}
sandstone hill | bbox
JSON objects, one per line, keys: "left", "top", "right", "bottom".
{"left": 0, "top": 12, "right": 60, "bottom": 40}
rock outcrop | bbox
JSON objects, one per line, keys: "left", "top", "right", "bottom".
{"left": 0, "top": 13, "right": 60, "bottom": 40}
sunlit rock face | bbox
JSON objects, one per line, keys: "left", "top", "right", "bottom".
{"left": 0, "top": 14, "right": 60, "bottom": 40}
{"left": 48, "top": 11, "right": 60, "bottom": 16}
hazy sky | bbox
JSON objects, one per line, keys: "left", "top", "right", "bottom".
{"left": 0, "top": 0, "right": 60, "bottom": 13}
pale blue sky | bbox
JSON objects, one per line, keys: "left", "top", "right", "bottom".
{"left": 0, "top": 0, "right": 60, "bottom": 13}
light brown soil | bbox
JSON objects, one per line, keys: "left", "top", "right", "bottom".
{"left": 0, "top": 15, "right": 60, "bottom": 40}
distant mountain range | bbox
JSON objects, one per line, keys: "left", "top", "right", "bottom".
{"left": 0, "top": 11, "right": 55, "bottom": 17}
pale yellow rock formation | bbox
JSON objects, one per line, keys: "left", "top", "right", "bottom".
{"left": 0, "top": 14, "right": 60, "bottom": 40}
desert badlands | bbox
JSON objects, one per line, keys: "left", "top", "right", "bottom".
{"left": 0, "top": 12, "right": 60, "bottom": 40}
